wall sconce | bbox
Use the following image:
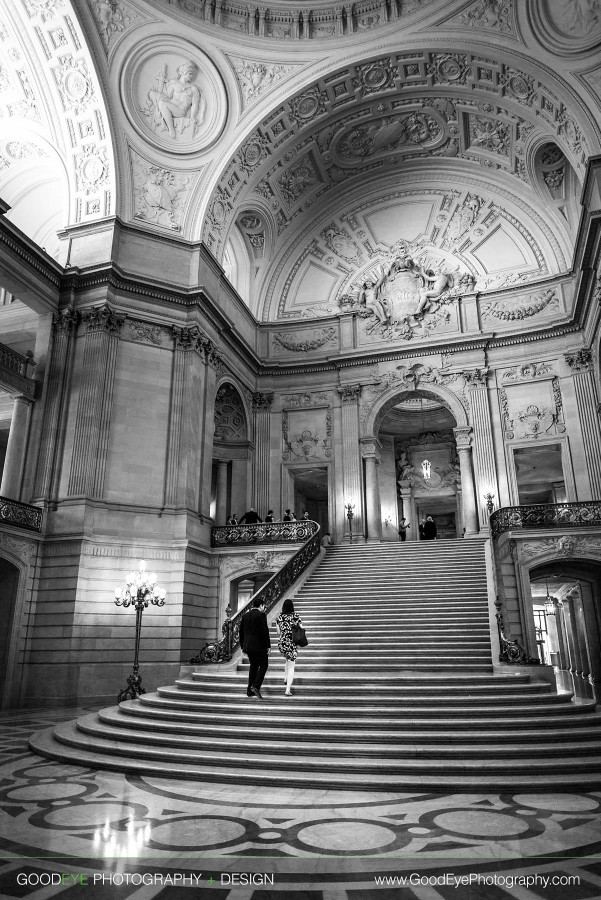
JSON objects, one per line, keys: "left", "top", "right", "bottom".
{"left": 484, "top": 491, "right": 495, "bottom": 514}
{"left": 345, "top": 500, "right": 355, "bottom": 543}
{"left": 383, "top": 516, "right": 391, "bottom": 527}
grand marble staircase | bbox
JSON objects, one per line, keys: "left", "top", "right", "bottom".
{"left": 31, "top": 540, "right": 601, "bottom": 790}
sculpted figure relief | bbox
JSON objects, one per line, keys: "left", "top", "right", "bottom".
{"left": 143, "top": 61, "right": 205, "bottom": 140}
{"left": 361, "top": 255, "right": 452, "bottom": 326}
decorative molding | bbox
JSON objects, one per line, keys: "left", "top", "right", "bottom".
{"left": 0, "top": 532, "right": 37, "bottom": 564}
{"left": 501, "top": 362, "right": 554, "bottom": 381}
{"left": 81, "top": 543, "right": 186, "bottom": 559}
{"left": 131, "top": 151, "right": 193, "bottom": 232}
{"left": 337, "top": 384, "right": 362, "bottom": 403}
{"left": 564, "top": 348, "right": 593, "bottom": 372}
{"left": 230, "top": 57, "right": 293, "bottom": 105}
{"left": 522, "top": 535, "right": 601, "bottom": 560}
{"left": 282, "top": 391, "right": 330, "bottom": 407}
{"left": 127, "top": 320, "right": 164, "bottom": 346}
{"left": 273, "top": 327, "right": 336, "bottom": 352}
{"left": 481, "top": 288, "right": 559, "bottom": 322}
{"left": 89, "top": 0, "right": 140, "bottom": 52}
{"left": 252, "top": 391, "right": 274, "bottom": 410}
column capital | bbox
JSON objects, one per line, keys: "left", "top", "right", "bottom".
{"left": 564, "top": 349, "right": 593, "bottom": 372}
{"left": 453, "top": 425, "right": 473, "bottom": 449}
{"left": 252, "top": 391, "right": 274, "bottom": 410}
{"left": 337, "top": 384, "right": 362, "bottom": 403}
{"left": 462, "top": 368, "right": 488, "bottom": 387}
{"left": 52, "top": 307, "right": 79, "bottom": 335}
{"left": 172, "top": 324, "right": 206, "bottom": 352}
{"left": 359, "top": 435, "right": 381, "bottom": 462}
{"left": 81, "top": 304, "right": 124, "bottom": 336}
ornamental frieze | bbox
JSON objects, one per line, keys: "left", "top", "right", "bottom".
{"left": 272, "top": 328, "right": 336, "bottom": 353}
{"left": 481, "top": 288, "right": 560, "bottom": 323}
{"left": 521, "top": 536, "right": 601, "bottom": 560}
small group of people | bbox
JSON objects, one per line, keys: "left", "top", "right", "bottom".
{"left": 226, "top": 508, "right": 312, "bottom": 525}
{"left": 397, "top": 515, "right": 437, "bottom": 540}
{"left": 238, "top": 596, "right": 303, "bottom": 699}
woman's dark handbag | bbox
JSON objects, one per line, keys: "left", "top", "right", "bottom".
{"left": 291, "top": 622, "right": 308, "bottom": 647}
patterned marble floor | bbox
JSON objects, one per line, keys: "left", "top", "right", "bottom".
{"left": 1, "top": 707, "right": 601, "bottom": 898}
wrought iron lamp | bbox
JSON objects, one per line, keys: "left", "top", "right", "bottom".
{"left": 544, "top": 578, "right": 558, "bottom": 617}
{"left": 345, "top": 500, "right": 355, "bottom": 543}
{"left": 114, "top": 560, "right": 166, "bottom": 703}
{"left": 484, "top": 491, "right": 495, "bottom": 514}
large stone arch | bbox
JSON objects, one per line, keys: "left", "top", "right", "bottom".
{"left": 362, "top": 377, "right": 469, "bottom": 440}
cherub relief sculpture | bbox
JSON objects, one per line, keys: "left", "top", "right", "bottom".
{"left": 143, "top": 61, "right": 205, "bottom": 140}
{"left": 360, "top": 255, "right": 453, "bottom": 325}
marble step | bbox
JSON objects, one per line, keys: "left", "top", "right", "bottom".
{"left": 114, "top": 704, "right": 601, "bottom": 743}
{"left": 136, "top": 693, "right": 601, "bottom": 726}
{"left": 39, "top": 720, "right": 601, "bottom": 778}
{"left": 179, "top": 679, "right": 551, "bottom": 700}
{"left": 155, "top": 687, "right": 579, "bottom": 714}
{"left": 186, "top": 677, "right": 552, "bottom": 697}
{"left": 86, "top": 713, "right": 601, "bottom": 759}
{"left": 191, "top": 670, "right": 534, "bottom": 685}
{"left": 30, "top": 726, "right": 599, "bottom": 791}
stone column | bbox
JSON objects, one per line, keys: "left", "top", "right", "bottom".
{"left": 361, "top": 436, "right": 381, "bottom": 542}
{"left": 453, "top": 426, "right": 479, "bottom": 537}
{"left": 338, "top": 386, "right": 363, "bottom": 538}
{"left": 465, "top": 369, "right": 499, "bottom": 528}
{"left": 564, "top": 350, "right": 601, "bottom": 498}
{"left": 67, "top": 305, "right": 124, "bottom": 497}
{"left": 33, "top": 308, "right": 78, "bottom": 501}
{"left": 562, "top": 599, "right": 583, "bottom": 676}
{"left": 215, "top": 460, "right": 229, "bottom": 525}
{"left": 0, "top": 394, "right": 33, "bottom": 499}
{"left": 399, "top": 485, "right": 413, "bottom": 540}
{"left": 570, "top": 586, "right": 592, "bottom": 680}
{"left": 580, "top": 585, "right": 601, "bottom": 689}
{"left": 252, "top": 392, "right": 273, "bottom": 517}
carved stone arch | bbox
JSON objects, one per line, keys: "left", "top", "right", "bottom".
{"left": 363, "top": 380, "right": 468, "bottom": 439}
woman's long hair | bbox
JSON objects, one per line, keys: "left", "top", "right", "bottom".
{"left": 282, "top": 598, "right": 295, "bottom": 615}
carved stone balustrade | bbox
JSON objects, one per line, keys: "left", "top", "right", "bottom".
{"left": 0, "top": 496, "right": 43, "bottom": 532}
{"left": 490, "top": 502, "right": 601, "bottom": 540}
{"left": 0, "top": 340, "right": 35, "bottom": 398}
{"left": 211, "top": 520, "right": 319, "bottom": 548}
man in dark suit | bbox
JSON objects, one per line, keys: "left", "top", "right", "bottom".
{"left": 238, "top": 507, "right": 262, "bottom": 524}
{"left": 238, "top": 596, "right": 270, "bottom": 699}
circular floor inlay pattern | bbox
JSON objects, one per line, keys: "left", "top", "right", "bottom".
{"left": 297, "top": 821, "right": 396, "bottom": 851}
{"left": 513, "top": 795, "right": 600, "bottom": 812}
{"left": 8, "top": 784, "right": 86, "bottom": 802}
{"left": 433, "top": 811, "right": 530, "bottom": 838}
{"left": 44, "top": 803, "right": 137, "bottom": 828}
{"left": 150, "top": 818, "right": 246, "bottom": 848}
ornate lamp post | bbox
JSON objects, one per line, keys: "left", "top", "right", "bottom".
{"left": 114, "top": 560, "right": 166, "bottom": 703}
{"left": 484, "top": 491, "right": 495, "bottom": 515}
{"left": 345, "top": 500, "right": 355, "bottom": 543}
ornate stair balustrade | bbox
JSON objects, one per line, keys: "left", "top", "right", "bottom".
{"left": 0, "top": 496, "right": 43, "bottom": 532}
{"left": 193, "top": 521, "right": 321, "bottom": 664}
{"left": 490, "top": 502, "right": 601, "bottom": 539}
{"left": 211, "top": 519, "right": 318, "bottom": 547}
{"left": 0, "top": 341, "right": 35, "bottom": 397}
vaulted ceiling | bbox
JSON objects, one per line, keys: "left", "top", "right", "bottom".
{"left": 0, "top": 0, "right": 600, "bottom": 322}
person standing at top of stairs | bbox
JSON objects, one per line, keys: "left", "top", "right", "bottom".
{"left": 239, "top": 507, "right": 262, "bottom": 524}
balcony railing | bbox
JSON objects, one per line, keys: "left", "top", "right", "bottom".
{"left": 490, "top": 502, "right": 601, "bottom": 539}
{"left": 211, "top": 520, "right": 319, "bottom": 547}
{"left": 193, "top": 521, "right": 321, "bottom": 663}
{"left": 0, "top": 496, "right": 43, "bottom": 532}
{"left": 0, "top": 341, "right": 35, "bottom": 397}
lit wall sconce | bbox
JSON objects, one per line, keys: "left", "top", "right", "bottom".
{"left": 484, "top": 491, "right": 495, "bottom": 514}
{"left": 383, "top": 516, "right": 391, "bottom": 527}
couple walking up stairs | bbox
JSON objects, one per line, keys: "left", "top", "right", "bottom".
{"left": 32, "top": 540, "right": 601, "bottom": 790}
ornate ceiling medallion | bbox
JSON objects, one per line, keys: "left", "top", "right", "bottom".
{"left": 120, "top": 37, "right": 228, "bottom": 155}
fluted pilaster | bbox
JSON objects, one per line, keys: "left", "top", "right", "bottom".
{"left": 67, "top": 305, "right": 124, "bottom": 497}
{"left": 33, "top": 308, "right": 78, "bottom": 500}
{"left": 252, "top": 392, "right": 273, "bottom": 515}
{"left": 0, "top": 394, "right": 33, "bottom": 499}
{"left": 464, "top": 369, "right": 498, "bottom": 526}
{"left": 564, "top": 350, "right": 601, "bottom": 499}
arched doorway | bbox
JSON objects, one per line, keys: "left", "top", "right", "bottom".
{"left": 378, "top": 394, "right": 461, "bottom": 541}
{"left": 363, "top": 377, "right": 478, "bottom": 542}
{"left": 530, "top": 559, "right": 601, "bottom": 702}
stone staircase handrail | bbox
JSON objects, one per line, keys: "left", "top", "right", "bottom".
{"left": 0, "top": 495, "right": 43, "bottom": 532}
{"left": 193, "top": 520, "right": 321, "bottom": 663}
{"left": 0, "top": 340, "right": 36, "bottom": 397}
{"left": 490, "top": 501, "right": 601, "bottom": 539}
